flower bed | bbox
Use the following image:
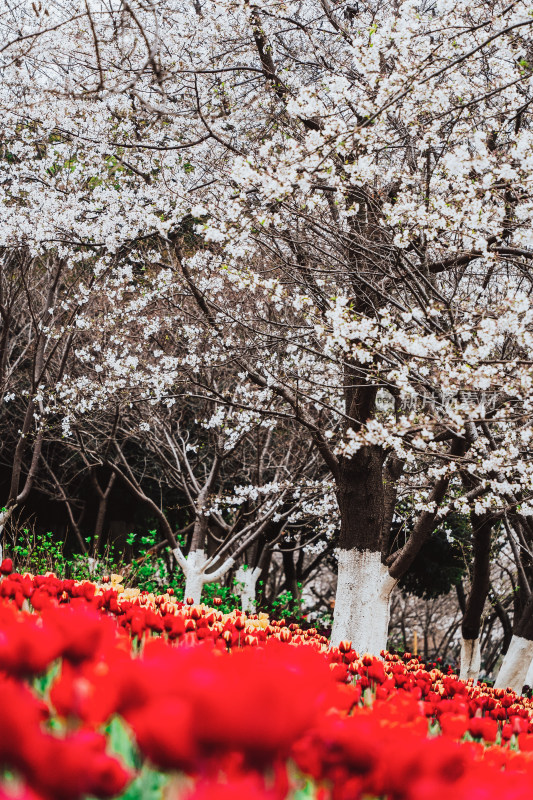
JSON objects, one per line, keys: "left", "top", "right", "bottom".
{"left": 1, "top": 563, "right": 533, "bottom": 799}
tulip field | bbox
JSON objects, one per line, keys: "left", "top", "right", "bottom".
{"left": 1, "top": 561, "right": 533, "bottom": 800}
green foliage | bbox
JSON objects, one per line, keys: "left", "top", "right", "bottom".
{"left": 8, "top": 528, "right": 308, "bottom": 622}
{"left": 10, "top": 529, "right": 120, "bottom": 580}
{"left": 9, "top": 528, "right": 179, "bottom": 592}
{"left": 259, "top": 583, "right": 306, "bottom": 622}
{"left": 122, "top": 530, "right": 180, "bottom": 594}
{"left": 201, "top": 580, "right": 242, "bottom": 613}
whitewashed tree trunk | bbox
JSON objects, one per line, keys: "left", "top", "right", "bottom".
{"left": 236, "top": 566, "right": 262, "bottom": 614}
{"left": 174, "top": 547, "right": 235, "bottom": 605}
{"left": 182, "top": 549, "right": 209, "bottom": 604}
{"left": 330, "top": 549, "right": 397, "bottom": 655}
{"left": 494, "top": 635, "right": 533, "bottom": 693}
{"left": 459, "top": 637, "right": 481, "bottom": 683}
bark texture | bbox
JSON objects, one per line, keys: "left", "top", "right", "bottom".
{"left": 336, "top": 446, "right": 385, "bottom": 552}
{"left": 461, "top": 514, "right": 492, "bottom": 640}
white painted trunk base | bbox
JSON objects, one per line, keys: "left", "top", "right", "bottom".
{"left": 459, "top": 637, "right": 481, "bottom": 683}
{"left": 330, "top": 549, "right": 396, "bottom": 655}
{"left": 494, "top": 635, "right": 533, "bottom": 694}
{"left": 235, "top": 566, "right": 261, "bottom": 614}
{"left": 183, "top": 550, "right": 209, "bottom": 604}
{"left": 174, "top": 549, "right": 236, "bottom": 606}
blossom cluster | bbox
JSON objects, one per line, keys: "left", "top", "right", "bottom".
{"left": 2, "top": 565, "right": 533, "bottom": 799}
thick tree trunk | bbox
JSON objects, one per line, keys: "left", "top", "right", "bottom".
{"left": 331, "top": 548, "right": 396, "bottom": 653}
{"left": 331, "top": 446, "right": 391, "bottom": 652}
{"left": 494, "top": 635, "right": 533, "bottom": 693}
{"left": 330, "top": 435, "right": 462, "bottom": 653}
{"left": 459, "top": 512, "right": 492, "bottom": 683}
{"left": 183, "top": 549, "right": 209, "bottom": 604}
{"left": 177, "top": 548, "right": 236, "bottom": 605}
{"left": 459, "top": 638, "right": 481, "bottom": 683}
{"left": 235, "top": 565, "right": 262, "bottom": 614}
{"left": 495, "top": 594, "right": 533, "bottom": 693}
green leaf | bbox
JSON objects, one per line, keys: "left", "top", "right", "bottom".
{"left": 106, "top": 716, "right": 138, "bottom": 769}
{"left": 293, "top": 780, "right": 319, "bottom": 799}
{"left": 115, "top": 766, "right": 170, "bottom": 800}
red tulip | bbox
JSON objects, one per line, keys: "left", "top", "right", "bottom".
{"left": 0, "top": 559, "right": 13, "bottom": 575}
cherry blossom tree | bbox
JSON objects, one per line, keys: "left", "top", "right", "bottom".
{"left": 122, "top": 0, "right": 533, "bottom": 658}
{"left": 5, "top": 0, "right": 533, "bottom": 663}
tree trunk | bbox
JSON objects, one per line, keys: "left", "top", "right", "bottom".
{"left": 331, "top": 548, "right": 396, "bottom": 653}
{"left": 281, "top": 547, "right": 299, "bottom": 599}
{"left": 178, "top": 548, "right": 236, "bottom": 605}
{"left": 91, "top": 470, "right": 116, "bottom": 557}
{"left": 459, "top": 512, "right": 492, "bottom": 683}
{"left": 183, "top": 549, "right": 209, "bottom": 604}
{"left": 459, "top": 638, "right": 481, "bottom": 683}
{"left": 494, "top": 635, "right": 533, "bottom": 693}
{"left": 330, "top": 436, "right": 462, "bottom": 653}
{"left": 235, "top": 565, "right": 262, "bottom": 614}
{"left": 331, "top": 446, "right": 392, "bottom": 653}
{"left": 495, "top": 595, "right": 533, "bottom": 693}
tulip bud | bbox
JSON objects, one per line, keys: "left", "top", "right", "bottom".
{"left": 234, "top": 616, "right": 245, "bottom": 631}
{"left": 167, "top": 587, "right": 174, "bottom": 595}
{"left": 190, "top": 606, "right": 202, "bottom": 620}
{"left": 362, "top": 654, "right": 374, "bottom": 666}
{"left": 212, "top": 596, "right": 222, "bottom": 607}
{"left": 102, "top": 575, "right": 110, "bottom": 584}
{"left": 280, "top": 628, "right": 292, "bottom": 643}
{"left": 186, "top": 596, "right": 194, "bottom": 605}
{"left": 339, "top": 640, "right": 352, "bottom": 654}
{"left": 184, "top": 618, "right": 196, "bottom": 632}
{"left": 0, "top": 558, "right": 13, "bottom": 575}
{"left": 244, "top": 635, "right": 257, "bottom": 647}
{"left": 222, "top": 630, "right": 233, "bottom": 645}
